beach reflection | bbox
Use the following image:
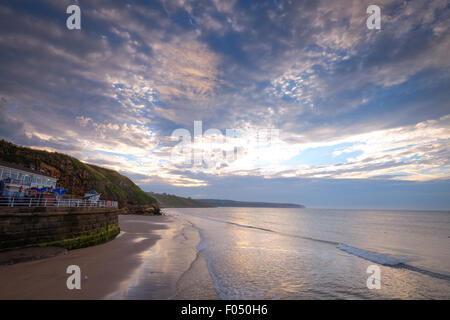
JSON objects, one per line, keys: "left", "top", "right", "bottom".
{"left": 105, "top": 216, "right": 218, "bottom": 299}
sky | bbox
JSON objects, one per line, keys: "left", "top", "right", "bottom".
{"left": 0, "top": 0, "right": 449, "bottom": 210}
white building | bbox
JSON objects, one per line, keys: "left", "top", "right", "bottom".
{"left": 0, "top": 161, "right": 57, "bottom": 196}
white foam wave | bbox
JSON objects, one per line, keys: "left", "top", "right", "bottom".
{"left": 337, "top": 244, "right": 402, "bottom": 266}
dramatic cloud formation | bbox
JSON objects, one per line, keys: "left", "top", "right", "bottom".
{"left": 0, "top": 0, "right": 449, "bottom": 208}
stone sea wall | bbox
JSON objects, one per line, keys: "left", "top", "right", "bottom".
{"left": 0, "top": 207, "right": 121, "bottom": 251}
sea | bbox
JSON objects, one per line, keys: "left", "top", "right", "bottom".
{"left": 167, "top": 207, "right": 450, "bottom": 299}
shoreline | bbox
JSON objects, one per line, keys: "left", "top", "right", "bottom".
{"left": 0, "top": 214, "right": 219, "bottom": 300}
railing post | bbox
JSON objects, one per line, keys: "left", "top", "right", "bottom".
{"left": 29, "top": 198, "right": 32, "bottom": 207}
{"left": 44, "top": 199, "right": 47, "bottom": 207}
{"left": 11, "top": 197, "right": 14, "bottom": 207}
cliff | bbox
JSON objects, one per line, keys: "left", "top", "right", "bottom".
{"left": 0, "top": 140, "right": 158, "bottom": 211}
{"left": 148, "top": 192, "right": 212, "bottom": 208}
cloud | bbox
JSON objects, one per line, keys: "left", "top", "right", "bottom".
{"left": 0, "top": 0, "right": 449, "bottom": 199}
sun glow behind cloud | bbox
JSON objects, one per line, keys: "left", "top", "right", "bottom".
{"left": 48, "top": 114, "right": 449, "bottom": 187}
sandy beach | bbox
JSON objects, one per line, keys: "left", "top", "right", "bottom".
{"left": 0, "top": 214, "right": 219, "bottom": 300}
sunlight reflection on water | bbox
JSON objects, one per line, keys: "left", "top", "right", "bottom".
{"left": 168, "top": 208, "right": 450, "bottom": 300}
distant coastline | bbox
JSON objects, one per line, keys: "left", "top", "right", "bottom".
{"left": 148, "top": 192, "right": 212, "bottom": 208}
{"left": 147, "top": 192, "right": 305, "bottom": 208}
{"left": 196, "top": 199, "right": 305, "bottom": 208}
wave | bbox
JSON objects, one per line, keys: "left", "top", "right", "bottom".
{"left": 196, "top": 215, "right": 339, "bottom": 245}
{"left": 337, "top": 244, "right": 450, "bottom": 281}
{"left": 186, "top": 213, "right": 450, "bottom": 282}
{"left": 337, "top": 244, "right": 403, "bottom": 266}
{"left": 196, "top": 215, "right": 276, "bottom": 233}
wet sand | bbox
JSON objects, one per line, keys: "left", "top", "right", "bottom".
{"left": 0, "top": 214, "right": 219, "bottom": 299}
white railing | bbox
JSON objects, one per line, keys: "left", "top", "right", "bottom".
{"left": 0, "top": 197, "right": 118, "bottom": 208}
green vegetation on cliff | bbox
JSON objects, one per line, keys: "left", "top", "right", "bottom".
{"left": 0, "top": 140, "right": 157, "bottom": 208}
{"left": 148, "top": 192, "right": 212, "bottom": 208}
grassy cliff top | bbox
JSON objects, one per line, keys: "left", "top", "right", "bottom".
{"left": 0, "top": 139, "right": 157, "bottom": 208}
{"left": 148, "top": 192, "right": 212, "bottom": 208}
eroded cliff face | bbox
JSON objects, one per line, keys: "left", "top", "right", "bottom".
{"left": 37, "top": 160, "right": 91, "bottom": 196}
{"left": 0, "top": 140, "right": 158, "bottom": 211}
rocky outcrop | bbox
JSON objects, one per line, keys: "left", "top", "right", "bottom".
{"left": 123, "top": 203, "right": 162, "bottom": 215}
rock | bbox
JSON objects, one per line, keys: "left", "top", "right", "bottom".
{"left": 124, "top": 203, "right": 162, "bottom": 215}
